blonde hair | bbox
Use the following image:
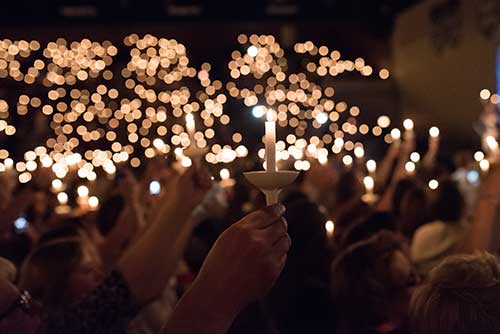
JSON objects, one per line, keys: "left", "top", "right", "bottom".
{"left": 411, "top": 253, "right": 500, "bottom": 334}
{"left": 0, "top": 257, "right": 16, "bottom": 282}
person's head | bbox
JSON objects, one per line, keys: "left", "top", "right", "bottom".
{"left": 340, "top": 212, "right": 398, "bottom": 248}
{"left": 331, "top": 231, "right": 417, "bottom": 332}
{"left": 19, "top": 237, "right": 104, "bottom": 311}
{"left": 411, "top": 253, "right": 500, "bottom": 334}
{"left": 393, "top": 178, "right": 428, "bottom": 236}
{"left": 96, "top": 194, "right": 125, "bottom": 236}
{"left": 430, "top": 179, "right": 465, "bottom": 223}
{"left": 334, "top": 170, "right": 363, "bottom": 207}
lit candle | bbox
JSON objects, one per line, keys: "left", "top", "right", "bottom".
{"left": 354, "top": 146, "right": 365, "bottom": 160}
{"left": 480, "top": 159, "right": 490, "bottom": 173}
{"left": 4, "top": 158, "right": 13, "bottom": 170}
{"left": 429, "top": 126, "right": 440, "bottom": 139}
{"left": 186, "top": 113, "right": 195, "bottom": 144}
{"left": 363, "top": 176, "right": 375, "bottom": 194}
{"left": 51, "top": 179, "right": 64, "bottom": 192}
{"left": 428, "top": 179, "right": 439, "bottom": 190}
{"left": 77, "top": 185, "right": 89, "bottom": 198}
{"left": 57, "top": 192, "right": 68, "bottom": 205}
{"left": 403, "top": 119, "right": 414, "bottom": 140}
{"left": 325, "top": 220, "right": 335, "bottom": 240}
{"left": 77, "top": 185, "right": 89, "bottom": 209}
{"left": 391, "top": 128, "right": 401, "bottom": 145}
{"left": 265, "top": 110, "right": 277, "bottom": 172}
{"left": 366, "top": 160, "right": 377, "bottom": 176}
{"left": 220, "top": 168, "right": 230, "bottom": 180}
{"left": 485, "top": 135, "right": 499, "bottom": 156}
{"left": 405, "top": 161, "right": 416, "bottom": 175}
{"left": 88, "top": 196, "right": 99, "bottom": 210}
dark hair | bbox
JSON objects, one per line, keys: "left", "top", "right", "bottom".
{"left": 411, "top": 253, "right": 500, "bottom": 334}
{"left": 96, "top": 195, "right": 125, "bottom": 236}
{"left": 331, "top": 231, "right": 407, "bottom": 332}
{"left": 19, "top": 238, "right": 83, "bottom": 311}
{"left": 431, "top": 179, "right": 464, "bottom": 222}
{"left": 392, "top": 178, "right": 418, "bottom": 217}
{"left": 340, "top": 212, "right": 398, "bottom": 248}
{"left": 334, "top": 170, "right": 362, "bottom": 206}
{"left": 38, "top": 223, "right": 81, "bottom": 246}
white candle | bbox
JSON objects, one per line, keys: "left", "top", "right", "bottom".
{"left": 186, "top": 113, "right": 195, "bottom": 143}
{"left": 265, "top": 111, "right": 277, "bottom": 172}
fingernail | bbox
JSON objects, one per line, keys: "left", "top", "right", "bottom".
{"left": 272, "top": 204, "right": 285, "bottom": 216}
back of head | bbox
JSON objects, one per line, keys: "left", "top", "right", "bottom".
{"left": 19, "top": 238, "right": 83, "bottom": 311}
{"left": 96, "top": 194, "right": 125, "bottom": 236}
{"left": 392, "top": 178, "right": 417, "bottom": 218}
{"left": 331, "top": 231, "right": 409, "bottom": 331}
{"left": 340, "top": 211, "right": 398, "bottom": 248}
{"left": 334, "top": 170, "right": 362, "bottom": 206}
{"left": 431, "top": 179, "right": 465, "bottom": 223}
{"left": 411, "top": 253, "right": 500, "bottom": 334}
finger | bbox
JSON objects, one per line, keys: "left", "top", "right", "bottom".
{"left": 259, "top": 217, "right": 288, "bottom": 245}
{"left": 270, "top": 233, "right": 291, "bottom": 256}
{"left": 239, "top": 205, "right": 285, "bottom": 229}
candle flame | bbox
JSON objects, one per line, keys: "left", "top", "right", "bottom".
{"left": 429, "top": 127, "right": 440, "bottom": 138}
{"left": 403, "top": 119, "right": 414, "bottom": 131}
{"left": 325, "top": 220, "right": 335, "bottom": 233}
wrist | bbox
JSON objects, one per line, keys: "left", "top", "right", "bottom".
{"left": 179, "top": 277, "right": 242, "bottom": 331}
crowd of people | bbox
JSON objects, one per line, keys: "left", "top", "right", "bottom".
{"left": 1, "top": 135, "right": 500, "bottom": 334}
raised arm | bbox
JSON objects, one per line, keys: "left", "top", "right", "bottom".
{"left": 377, "top": 140, "right": 413, "bottom": 211}
{"left": 163, "top": 205, "right": 290, "bottom": 334}
{"left": 422, "top": 135, "right": 439, "bottom": 169}
{"left": 375, "top": 142, "right": 400, "bottom": 191}
{"left": 462, "top": 166, "right": 500, "bottom": 253}
{"left": 117, "top": 164, "right": 212, "bottom": 305}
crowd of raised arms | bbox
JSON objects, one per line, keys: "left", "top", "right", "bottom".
{"left": 1, "top": 136, "right": 500, "bottom": 334}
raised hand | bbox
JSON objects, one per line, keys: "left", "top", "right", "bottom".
{"left": 479, "top": 164, "right": 500, "bottom": 199}
{"left": 167, "top": 164, "right": 212, "bottom": 218}
{"left": 198, "top": 204, "right": 289, "bottom": 305}
{"left": 163, "top": 204, "right": 290, "bottom": 334}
